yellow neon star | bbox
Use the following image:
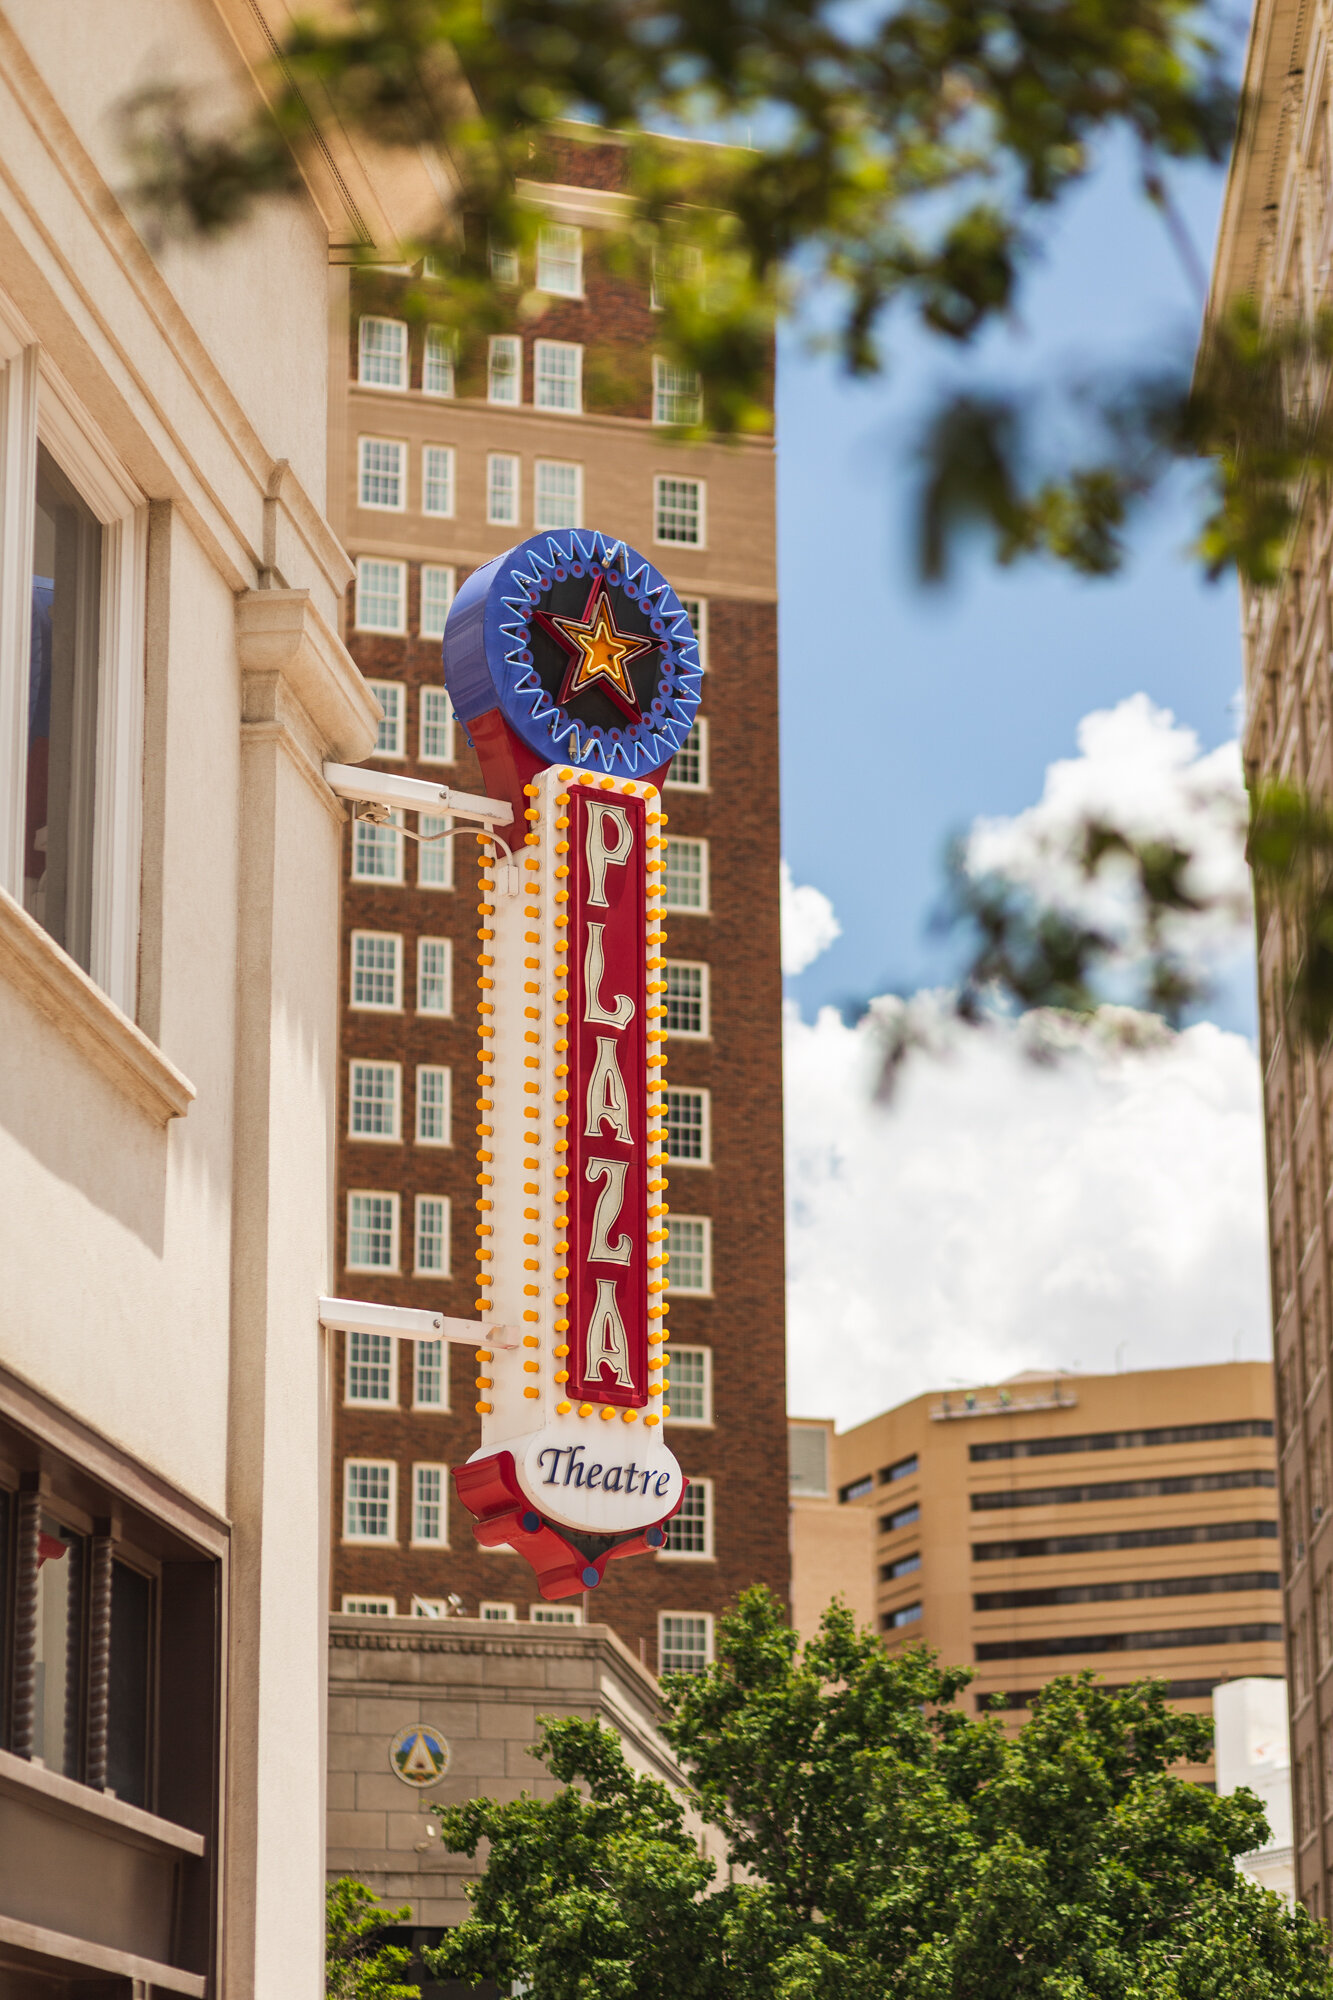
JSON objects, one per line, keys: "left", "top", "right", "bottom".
{"left": 539, "top": 576, "right": 655, "bottom": 720}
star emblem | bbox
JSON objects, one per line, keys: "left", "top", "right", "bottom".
{"left": 534, "top": 572, "right": 656, "bottom": 721}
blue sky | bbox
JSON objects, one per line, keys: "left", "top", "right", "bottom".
{"left": 775, "top": 141, "right": 1248, "bottom": 1028}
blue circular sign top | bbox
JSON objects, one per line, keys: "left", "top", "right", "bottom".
{"left": 442, "top": 529, "right": 703, "bottom": 778}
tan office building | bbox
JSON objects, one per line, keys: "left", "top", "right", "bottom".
{"left": 328, "top": 127, "right": 790, "bottom": 1674}
{"left": 1207, "top": 0, "right": 1333, "bottom": 1917}
{"left": 799, "top": 1364, "right": 1281, "bottom": 1777}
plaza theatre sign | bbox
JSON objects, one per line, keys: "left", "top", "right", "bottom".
{"left": 442, "top": 528, "right": 702, "bottom": 1599}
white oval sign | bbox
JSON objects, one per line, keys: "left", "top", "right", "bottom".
{"left": 509, "top": 1422, "right": 683, "bottom": 1534}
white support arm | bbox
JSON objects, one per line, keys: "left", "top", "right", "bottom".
{"left": 322, "top": 762, "right": 514, "bottom": 826}
{"left": 318, "top": 1297, "right": 521, "bottom": 1349}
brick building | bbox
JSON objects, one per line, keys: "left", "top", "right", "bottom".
{"left": 328, "top": 130, "right": 789, "bottom": 1672}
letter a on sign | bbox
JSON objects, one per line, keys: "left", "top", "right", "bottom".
{"left": 586, "top": 1277, "right": 634, "bottom": 1387}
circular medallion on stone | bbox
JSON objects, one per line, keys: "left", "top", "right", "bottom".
{"left": 388, "top": 1721, "right": 451, "bottom": 1788}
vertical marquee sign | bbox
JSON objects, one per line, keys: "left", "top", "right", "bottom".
{"left": 442, "top": 529, "right": 701, "bottom": 1600}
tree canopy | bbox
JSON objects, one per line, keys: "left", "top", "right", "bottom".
{"left": 426, "top": 1588, "right": 1330, "bottom": 2000}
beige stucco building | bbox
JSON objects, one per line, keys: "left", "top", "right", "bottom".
{"left": 0, "top": 3, "right": 453, "bottom": 1991}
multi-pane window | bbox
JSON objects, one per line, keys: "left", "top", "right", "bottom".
{"left": 350, "top": 932, "right": 403, "bottom": 1010}
{"left": 655, "top": 475, "right": 705, "bottom": 546}
{"left": 416, "top": 1065, "right": 452, "bottom": 1145}
{"left": 415, "top": 1194, "right": 451, "bottom": 1275}
{"left": 418, "top": 937, "right": 453, "bottom": 1014}
{"left": 418, "top": 815, "right": 455, "bottom": 889}
{"left": 358, "top": 316, "right": 407, "bottom": 389}
{"left": 412, "top": 1597, "right": 450, "bottom": 1617}
{"left": 650, "top": 242, "right": 704, "bottom": 310}
{"left": 412, "top": 1464, "right": 448, "bottom": 1545}
{"left": 530, "top": 1603, "right": 582, "bottom": 1624}
{"left": 481, "top": 1601, "right": 518, "bottom": 1621}
{"left": 668, "top": 1219, "right": 712, "bottom": 1297}
{"left": 889, "top": 1603, "right": 924, "bottom": 1629}
{"left": 653, "top": 357, "right": 703, "bottom": 426}
{"left": 668, "top": 1345, "right": 712, "bottom": 1423}
{"left": 347, "top": 1192, "right": 400, "bottom": 1272}
{"left": 534, "top": 340, "right": 583, "bottom": 412}
{"left": 665, "top": 961, "right": 709, "bottom": 1036}
{"left": 423, "top": 445, "right": 455, "bottom": 517}
{"left": 349, "top": 1060, "right": 401, "bottom": 1141}
{"left": 488, "top": 454, "right": 520, "bottom": 525}
{"left": 355, "top": 557, "right": 406, "bottom": 633}
{"left": 664, "top": 837, "right": 709, "bottom": 911}
{"left": 420, "top": 568, "right": 456, "bottom": 643}
{"left": 490, "top": 237, "right": 520, "bottom": 283}
{"left": 346, "top": 1329, "right": 396, "bottom": 1404}
{"left": 352, "top": 812, "right": 404, "bottom": 883}
{"left": 667, "top": 718, "right": 709, "bottom": 789}
{"left": 420, "top": 684, "right": 455, "bottom": 760}
{"left": 534, "top": 460, "right": 582, "bottom": 531}
{"left": 344, "top": 1460, "right": 396, "bottom": 1542}
{"left": 367, "top": 680, "right": 405, "bottom": 757}
{"left": 536, "top": 224, "right": 583, "bottom": 295}
{"left": 488, "top": 335, "right": 522, "bottom": 404}
{"left": 659, "top": 1612, "right": 713, "bottom": 1674}
{"left": 423, "top": 326, "right": 456, "bottom": 396}
{"left": 677, "top": 597, "right": 708, "bottom": 668}
{"left": 666, "top": 1088, "right": 711, "bottom": 1165}
{"left": 342, "top": 1595, "right": 396, "bottom": 1615}
{"left": 665, "top": 1479, "right": 712, "bottom": 1557}
{"left": 414, "top": 1338, "right": 447, "bottom": 1408}
{"left": 358, "top": 436, "right": 406, "bottom": 510}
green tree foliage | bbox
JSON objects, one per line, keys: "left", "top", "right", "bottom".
{"left": 426, "top": 1589, "right": 1331, "bottom": 2000}
{"left": 326, "top": 1877, "right": 420, "bottom": 2000}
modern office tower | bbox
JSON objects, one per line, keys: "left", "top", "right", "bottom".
{"left": 805, "top": 1363, "right": 1281, "bottom": 1781}
{"left": 329, "top": 129, "right": 789, "bottom": 1670}
{"left": 1209, "top": 0, "right": 1333, "bottom": 1913}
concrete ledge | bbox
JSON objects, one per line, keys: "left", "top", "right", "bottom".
{"left": 0, "top": 1912, "right": 206, "bottom": 1996}
{"left": 0, "top": 1747, "right": 206, "bottom": 1857}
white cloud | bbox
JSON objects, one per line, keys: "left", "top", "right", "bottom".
{"left": 785, "top": 998, "right": 1268, "bottom": 1429}
{"left": 781, "top": 861, "right": 842, "bottom": 976}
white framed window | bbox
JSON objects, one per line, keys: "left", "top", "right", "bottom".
{"left": 350, "top": 931, "right": 402, "bottom": 1011}
{"left": 358, "top": 436, "right": 406, "bottom": 511}
{"left": 665, "top": 1087, "right": 711, "bottom": 1166}
{"left": 536, "top": 225, "right": 583, "bottom": 296}
{"left": 659, "top": 1611, "right": 713, "bottom": 1674}
{"left": 420, "top": 571, "right": 456, "bottom": 644}
{"left": 677, "top": 596, "right": 707, "bottom": 668}
{"left": 418, "top": 814, "right": 455, "bottom": 888}
{"left": 366, "top": 680, "right": 405, "bottom": 758}
{"left": 423, "top": 445, "right": 455, "bottom": 518}
{"left": 422, "top": 326, "right": 456, "bottom": 397}
{"left": 415, "top": 1194, "right": 451, "bottom": 1276}
{"left": 664, "top": 961, "right": 709, "bottom": 1037}
{"left": 663, "top": 1478, "right": 712, "bottom": 1559}
{"left": 488, "top": 335, "right": 522, "bottom": 405}
{"left": 349, "top": 1059, "right": 401, "bottom": 1141}
{"left": 650, "top": 242, "right": 703, "bottom": 311}
{"left": 416, "top": 1064, "right": 452, "bottom": 1146}
{"left": 534, "top": 340, "right": 583, "bottom": 412}
{"left": 342, "top": 1595, "right": 396, "bottom": 1616}
{"left": 490, "top": 237, "right": 520, "bottom": 283}
{"left": 352, "top": 812, "right": 404, "bottom": 884}
{"left": 488, "top": 453, "right": 520, "bottom": 526}
{"left": 481, "top": 1601, "right": 517, "bottom": 1622}
{"left": 653, "top": 357, "right": 703, "bottom": 426}
{"left": 417, "top": 937, "right": 453, "bottom": 1015}
{"left": 412, "top": 1597, "right": 451, "bottom": 1617}
{"left": 412, "top": 1463, "right": 449, "bottom": 1546}
{"left": 530, "top": 1603, "right": 582, "bottom": 1624}
{"left": 346, "top": 1328, "right": 397, "bottom": 1405}
{"left": 667, "top": 1343, "right": 712, "bottom": 1423}
{"left": 355, "top": 556, "right": 406, "bottom": 633}
{"left": 534, "top": 460, "right": 582, "bottom": 531}
{"left": 654, "top": 475, "right": 705, "bottom": 547}
{"left": 414, "top": 1337, "right": 447, "bottom": 1409}
{"left": 667, "top": 1218, "right": 712, "bottom": 1297}
{"left": 667, "top": 717, "right": 709, "bottom": 790}
{"left": 346, "top": 1191, "right": 400, "bottom": 1273}
{"left": 358, "top": 317, "right": 407, "bottom": 389}
{"left": 664, "top": 836, "right": 709, "bottom": 911}
{"left": 2, "top": 398, "right": 150, "bottom": 1013}
{"left": 343, "top": 1459, "right": 397, "bottom": 1543}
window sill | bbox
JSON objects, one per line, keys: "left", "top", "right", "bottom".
{"left": 0, "top": 1746, "right": 204, "bottom": 1857}
{"left": 0, "top": 889, "right": 194, "bottom": 1126}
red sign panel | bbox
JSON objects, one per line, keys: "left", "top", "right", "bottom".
{"left": 565, "top": 785, "right": 649, "bottom": 1406}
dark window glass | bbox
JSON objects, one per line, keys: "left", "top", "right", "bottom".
{"left": 969, "top": 1419, "right": 1274, "bottom": 1462}
{"left": 880, "top": 1503, "right": 920, "bottom": 1534}
{"left": 971, "top": 1469, "right": 1275, "bottom": 1511}
{"left": 880, "top": 1455, "right": 918, "bottom": 1484}
{"left": 108, "top": 1559, "right": 152, "bottom": 1808}
{"left": 838, "top": 1476, "right": 873, "bottom": 1503}
{"left": 978, "top": 1677, "right": 1223, "bottom": 1712}
{"left": 26, "top": 444, "right": 102, "bottom": 970}
{"left": 975, "top": 1622, "right": 1283, "bottom": 1662}
{"left": 972, "top": 1519, "right": 1277, "bottom": 1561}
{"left": 35, "top": 1515, "right": 84, "bottom": 1779}
{"left": 973, "top": 1570, "right": 1280, "bottom": 1612}
{"left": 881, "top": 1553, "right": 922, "bottom": 1583}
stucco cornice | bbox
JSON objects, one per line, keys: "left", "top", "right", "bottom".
{"left": 236, "top": 588, "right": 381, "bottom": 768}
